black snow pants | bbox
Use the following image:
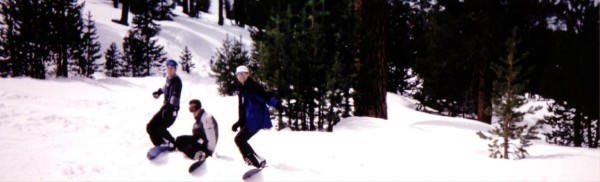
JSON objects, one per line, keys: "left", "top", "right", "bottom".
{"left": 234, "top": 127, "right": 262, "bottom": 166}
{"left": 175, "top": 135, "right": 211, "bottom": 159}
{"left": 146, "top": 105, "right": 178, "bottom": 146}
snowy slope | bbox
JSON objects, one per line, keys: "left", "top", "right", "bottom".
{"left": 83, "top": 0, "right": 253, "bottom": 78}
{"left": 0, "top": 0, "right": 598, "bottom": 181}
{"left": 0, "top": 77, "right": 598, "bottom": 181}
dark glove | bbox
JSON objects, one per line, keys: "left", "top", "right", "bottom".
{"left": 152, "top": 89, "right": 163, "bottom": 99}
{"left": 232, "top": 121, "right": 242, "bottom": 132}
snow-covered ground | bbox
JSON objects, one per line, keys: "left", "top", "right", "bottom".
{"left": 0, "top": 77, "right": 598, "bottom": 181}
{"left": 0, "top": 0, "right": 598, "bottom": 181}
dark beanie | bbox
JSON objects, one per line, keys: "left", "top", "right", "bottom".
{"left": 189, "top": 99, "right": 202, "bottom": 109}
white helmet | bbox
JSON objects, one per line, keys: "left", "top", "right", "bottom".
{"left": 235, "top": 65, "right": 249, "bottom": 74}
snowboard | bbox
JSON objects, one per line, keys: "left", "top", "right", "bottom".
{"left": 146, "top": 146, "right": 172, "bottom": 160}
{"left": 242, "top": 168, "right": 263, "bottom": 181}
{"left": 188, "top": 158, "right": 207, "bottom": 173}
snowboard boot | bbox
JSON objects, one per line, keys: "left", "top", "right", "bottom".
{"left": 194, "top": 151, "right": 206, "bottom": 161}
{"left": 160, "top": 141, "right": 176, "bottom": 151}
{"left": 244, "top": 153, "right": 267, "bottom": 168}
{"left": 257, "top": 159, "right": 267, "bottom": 168}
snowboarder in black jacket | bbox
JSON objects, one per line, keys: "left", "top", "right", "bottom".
{"left": 231, "top": 65, "right": 285, "bottom": 168}
{"left": 176, "top": 99, "right": 219, "bottom": 161}
{"left": 146, "top": 60, "right": 182, "bottom": 149}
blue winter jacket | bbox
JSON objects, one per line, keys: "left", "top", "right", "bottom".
{"left": 237, "top": 78, "right": 280, "bottom": 132}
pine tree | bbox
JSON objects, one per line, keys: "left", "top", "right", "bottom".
{"left": 210, "top": 35, "right": 254, "bottom": 96}
{"left": 76, "top": 11, "right": 102, "bottom": 78}
{"left": 122, "top": 9, "right": 166, "bottom": 77}
{"left": 252, "top": 0, "right": 355, "bottom": 131}
{"left": 386, "top": 0, "right": 426, "bottom": 95}
{"left": 3, "top": 0, "right": 48, "bottom": 78}
{"left": 477, "top": 28, "right": 541, "bottom": 160}
{"left": 541, "top": 101, "right": 576, "bottom": 147}
{"left": 0, "top": 0, "right": 17, "bottom": 77}
{"left": 1, "top": 0, "right": 92, "bottom": 79}
{"left": 533, "top": 0, "right": 599, "bottom": 148}
{"left": 179, "top": 46, "right": 195, "bottom": 74}
{"left": 541, "top": 101, "right": 599, "bottom": 148}
{"left": 104, "top": 42, "right": 123, "bottom": 77}
{"left": 44, "top": 0, "right": 85, "bottom": 78}
{"left": 186, "top": 0, "right": 209, "bottom": 18}
{"left": 152, "top": 0, "right": 174, "bottom": 21}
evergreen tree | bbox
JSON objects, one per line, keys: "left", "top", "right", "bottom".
{"left": 477, "top": 28, "right": 541, "bottom": 160}
{"left": 179, "top": 46, "right": 195, "bottom": 74}
{"left": 210, "top": 35, "right": 254, "bottom": 96}
{"left": 2, "top": 0, "right": 48, "bottom": 78}
{"left": 75, "top": 11, "right": 102, "bottom": 78}
{"left": 104, "top": 42, "right": 123, "bottom": 77}
{"left": 1, "top": 0, "right": 85, "bottom": 79}
{"left": 121, "top": 8, "right": 166, "bottom": 77}
{"left": 386, "top": 0, "right": 427, "bottom": 95}
{"left": 44, "top": 0, "right": 85, "bottom": 78}
{"left": 186, "top": 0, "right": 210, "bottom": 18}
{"left": 1, "top": 0, "right": 92, "bottom": 79}
{"left": 533, "top": 0, "right": 599, "bottom": 148}
{"left": 541, "top": 101, "right": 598, "bottom": 148}
{"left": 252, "top": 0, "right": 355, "bottom": 131}
{"left": 413, "top": 0, "right": 551, "bottom": 123}
{"left": 152, "top": 0, "right": 175, "bottom": 21}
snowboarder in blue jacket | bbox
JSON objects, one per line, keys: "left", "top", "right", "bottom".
{"left": 231, "top": 65, "right": 284, "bottom": 168}
{"left": 146, "top": 60, "right": 182, "bottom": 150}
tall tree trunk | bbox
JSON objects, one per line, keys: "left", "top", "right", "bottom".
{"left": 573, "top": 111, "right": 583, "bottom": 147}
{"left": 56, "top": 45, "right": 68, "bottom": 78}
{"left": 594, "top": 122, "right": 599, "bottom": 148}
{"left": 119, "top": 0, "right": 129, "bottom": 25}
{"left": 353, "top": 0, "right": 387, "bottom": 119}
{"left": 234, "top": 0, "right": 245, "bottom": 27}
{"left": 218, "top": 0, "right": 224, "bottom": 25}
{"left": 476, "top": 68, "right": 492, "bottom": 124}
{"left": 191, "top": 0, "right": 196, "bottom": 17}
{"left": 585, "top": 116, "right": 593, "bottom": 148}
{"left": 113, "top": 0, "right": 119, "bottom": 8}
{"left": 183, "top": 0, "right": 189, "bottom": 14}
{"left": 503, "top": 117, "right": 509, "bottom": 159}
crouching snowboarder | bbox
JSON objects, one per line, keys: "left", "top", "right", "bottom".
{"left": 176, "top": 99, "right": 219, "bottom": 161}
